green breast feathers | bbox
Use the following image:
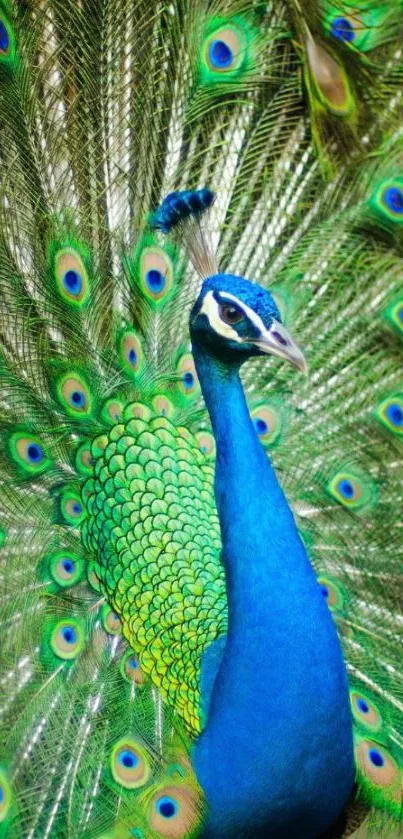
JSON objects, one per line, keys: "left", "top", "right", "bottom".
{"left": 82, "top": 402, "right": 227, "bottom": 733}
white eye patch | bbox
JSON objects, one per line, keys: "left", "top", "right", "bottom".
{"left": 199, "top": 291, "right": 267, "bottom": 342}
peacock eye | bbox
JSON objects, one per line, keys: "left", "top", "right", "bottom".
{"left": 219, "top": 303, "right": 244, "bottom": 325}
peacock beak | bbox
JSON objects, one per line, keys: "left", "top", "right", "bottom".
{"left": 252, "top": 319, "right": 308, "bottom": 374}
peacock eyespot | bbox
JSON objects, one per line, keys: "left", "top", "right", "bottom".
{"left": 182, "top": 371, "right": 194, "bottom": 389}
{"left": 111, "top": 739, "right": 150, "bottom": 788}
{"left": 355, "top": 738, "right": 400, "bottom": 789}
{"left": 146, "top": 268, "right": 165, "bottom": 293}
{"left": 375, "top": 395, "right": 403, "bottom": 435}
{"left": 61, "top": 491, "right": 86, "bottom": 524}
{"left": 369, "top": 749, "right": 384, "bottom": 768}
{"left": 152, "top": 395, "right": 175, "bottom": 419}
{"left": 156, "top": 795, "right": 178, "bottom": 819}
{"left": 386, "top": 403, "right": 403, "bottom": 425}
{"left": 327, "top": 470, "right": 374, "bottom": 510}
{"left": 10, "top": 433, "right": 51, "bottom": 473}
{"left": 0, "top": 770, "right": 11, "bottom": 821}
{"left": 255, "top": 418, "right": 268, "bottom": 434}
{"left": 121, "top": 651, "right": 145, "bottom": 684}
{"left": 139, "top": 246, "right": 173, "bottom": 303}
{"left": 0, "top": 19, "right": 9, "bottom": 54}
{"left": 148, "top": 784, "right": 200, "bottom": 835}
{"left": 54, "top": 248, "right": 89, "bottom": 305}
{"left": 219, "top": 303, "right": 244, "bottom": 325}
{"left": 317, "top": 576, "right": 344, "bottom": 612}
{"left": 50, "top": 619, "right": 84, "bottom": 659}
{"left": 102, "top": 606, "right": 121, "bottom": 635}
{"left": 119, "top": 750, "right": 139, "bottom": 769}
{"left": 27, "top": 443, "right": 44, "bottom": 463}
{"left": 338, "top": 479, "right": 354, "bottom": 498}
{"left": 120, "top": 331, "right": 143, "bottom": 375}
{"left": 331, "top": 17, "right": 355, "bottom": 43}
{"left": 63, "top": 269, "right": 82, "bottom": 294}
{"left": 209, "top": 39, "right": 233, "bottom": 68}
{"left": 177, "top": 354, "right": 200, "bottom": 398}
{"left": 350, "top": 689, "right": 382, "bottom": 731}
{"left": 251, "top": 405, "right": 281, "bottom": 447}
{"left": 58, "top": 375, "right": 91, "bottom": 416}
{"left": 196, "top": 431, "right": 216, "bottom": 459}
{"left": 49, "top": 552, "right": 83, "bottom": 587}
{"left": 203, "top": 25, "right": 246, "bottom": 76}
{"left": 383, "top": 186, "right": 403, "bottom": 215}
{"left": 62, "top": 559, "right": 74, "bottom": 573}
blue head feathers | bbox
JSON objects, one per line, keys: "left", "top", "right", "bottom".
{"left": 190, "top": 274, "right": 307, "bottom": 371}
{"left": 151, "top": 188, "right": 215, "bottom": 233}
{"left": 153, "top": 190, "right": 307, "bottom": 371}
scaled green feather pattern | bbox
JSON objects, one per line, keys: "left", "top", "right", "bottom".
{"left": 82, "top": 408, "right": 226, "bottom": 732}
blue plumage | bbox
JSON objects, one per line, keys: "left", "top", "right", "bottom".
{"left": 188, "top": 271, "right": 354, "bottom": 837}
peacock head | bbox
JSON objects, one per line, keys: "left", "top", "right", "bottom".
{"left": 190, "top": 273, "right": 307, "bottom": 372}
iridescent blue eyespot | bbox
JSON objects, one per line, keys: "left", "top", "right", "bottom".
{"left": 71, "top": 390, "right": 85, "bottom": 407}
{"left": 399, "top": 307, "right": 403, "bottom": 323}
{"left": 182, "top": 371, "right": 194, "bottom": 390}
{"left": 369, "top": 748, "right": 385, "bottom": 768}
{"left": 63, "top": 269, "right": 83, "bottom": 296}
{"left": 357, "top": 698, "right": 369, "bottom": 714}
{"left": 331, "top": 17, "right": 355, "bottom": 42}
{"left": 72, "top": 502, "right": 82, "bottom": 515}
{"left": 254, "top": 418, "right": 268, "bottom": 435}
{"left": 386, "top": 403, "right": 403, "bottom": 426}
{"left": 128, "top": 656, "right": 139, "bottom": 669}
{"left": 321, "top": 585, "right": 329, "bottom": 598}
{"left": 146, "top": 269, "right": 165, "bottom": 292}
{"left": 383, "top": 187, "right": 403, "bottom": 214}
{"left": 337, "top": 479, "right": 354, "bottom": 499}
{"left": 119, "top": 749, "right": 139, "bottom": 769}
{"left": 62, "top": 626, "right": 77, "bottom": 644}
{"left": 0, "top": 19, "right": 9, "bottom": 53}
{"left": 128, "top": 348, "right": 137, "bottom": 365}
{"left": 27, "top": 443, "right": 44, "bottom": 463}
{"left": 156, "top": 795, "right": 178, "bottom": 819}
{"left": 62, "top": 559, "right": 74, "bottom": 574}
{"left": 209, "top": 39, "right": 233, "bottom": 68}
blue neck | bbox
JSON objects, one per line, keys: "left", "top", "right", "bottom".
{"left": 191, "top": 342, "right": 354, "bottom": 838}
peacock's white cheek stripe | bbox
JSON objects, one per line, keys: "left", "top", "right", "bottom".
{"left": 199, "top": 291, "right": 243, "bottom": 341}
{"left": 199, "top": 290, "right": 267, "bottom": 341}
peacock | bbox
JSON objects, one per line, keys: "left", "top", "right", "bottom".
{"left": 0, "top": 0, "right": 403, "bottom": 836}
